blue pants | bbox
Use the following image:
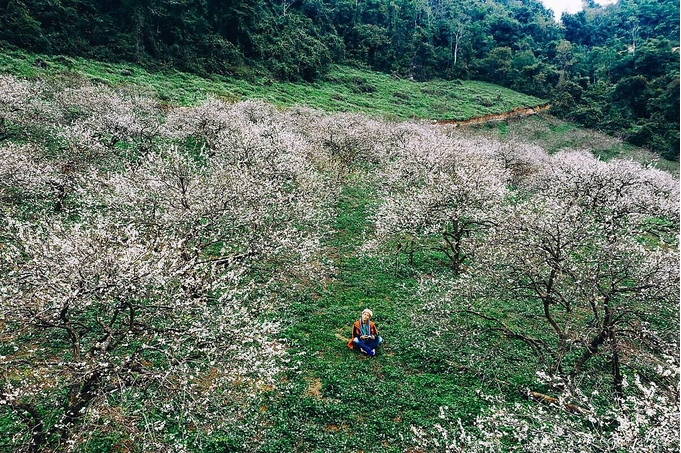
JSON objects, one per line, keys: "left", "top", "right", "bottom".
{"left": 353, "top": 336, "right": 382, "bottom": 354}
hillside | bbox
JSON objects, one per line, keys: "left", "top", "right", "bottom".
{"left": 0, "top": 57, "right": 678, "bottom": 452}
{"left": 1, "top": 0, "right": 678, "bottom": 160}
{"left": 0, "top": 50, "right": 546, "bottom": 121}
{"left": 4, "top": 49, "right": 679, "bottom": 175}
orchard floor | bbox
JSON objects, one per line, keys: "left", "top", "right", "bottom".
{"left": 251, "top": 174, "right": 511, "bottom": 453}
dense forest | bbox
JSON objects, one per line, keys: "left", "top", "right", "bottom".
{"left": 0, "top": 0, "right": 678, "bottom": 160}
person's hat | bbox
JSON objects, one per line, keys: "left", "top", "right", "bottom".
{"left": 362, "top": 308, "right": 373, "bottom": 317}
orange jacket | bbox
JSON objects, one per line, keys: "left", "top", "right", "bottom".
{"left": 347, "top": 320, "right": 378, "bottom": 349}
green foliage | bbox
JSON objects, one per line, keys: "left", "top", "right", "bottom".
{"left": 559, "top": 1, "right": 680, "bottom": 161}
{"left": 0, "top": 49, "right": 546, "bottom": 121}
{"left": 0, "top": 0, "right": 677, "bottom": 159}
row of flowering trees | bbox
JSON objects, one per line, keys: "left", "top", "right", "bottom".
{"left": 0, "top": 76, "right": 353, "bottom": 451}
{"left": 366, "top": 121, "right": 679, "bottom": 450}
{"left": 1, "top": 74, "right": 679, "bottom": 451}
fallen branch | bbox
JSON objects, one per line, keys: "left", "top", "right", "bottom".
{"left": 527, "top": 391, "right": 589, "bottom": 414}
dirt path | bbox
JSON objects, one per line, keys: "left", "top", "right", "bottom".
{"left": 436, "top": 103, "right": 550, "bottom": 126}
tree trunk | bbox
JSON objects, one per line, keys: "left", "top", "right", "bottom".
{"left": 571, "top": 328, "right": 608, "bottom": 377}
{"left": 571, "top": 298, "right": 615, "bottom": 378}
{"left": 58, "top": 372, "right": 102, "bottom": 442}
{"left": 442, "top": 219, "right": 464, "bottom": 274}
{"left": 609, "top": 327, "right": 624, "bottom": 401}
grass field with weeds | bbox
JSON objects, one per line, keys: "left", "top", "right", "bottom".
{"left": 0, "top": 49, "right": 545, "bottom": 121}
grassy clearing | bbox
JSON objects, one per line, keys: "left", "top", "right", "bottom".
{"left": 0, "top": 49, "right": 545, "bottom": 121}
{"left": 253, "top": 175, "right": 526, "bottom": 452}
{"left": 461, "top": 115, "right": 680, "bottom": 174}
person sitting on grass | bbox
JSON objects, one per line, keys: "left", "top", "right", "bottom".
{"left": 347, "top": 308, "right": 382, "bottom": 357}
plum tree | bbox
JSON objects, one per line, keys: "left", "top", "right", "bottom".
{"left": 370, "top": 127, "right": 509, "bottom": 273}
{"left": 0, "top": 89, "right": 335, "bottom": 452}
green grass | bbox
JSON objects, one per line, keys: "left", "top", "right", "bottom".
{"left": 466, "top": 115, "right": 680, "bottom": 174}
{"left": 250, "top": 175, "right": 523, "bottom": 452}
{"left": 0, "top": 49, "right": 546, "bottom": 121}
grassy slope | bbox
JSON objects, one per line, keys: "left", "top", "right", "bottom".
{"left": 4, "top": 49, "right": 675, "bottom": 173}
{"left": 1, "top": 50, "right": 676, "bottom": 451}
{"left": 465, "top": 116, "right": 680, "bottom": 174}
{"left": 255, "top": 176, "right": 503, "bottom": 452}
{"left": 0, "top": 50, "right": 534, "bottom": 451}
{"left": 0, "top": 50, "right": 545, "bottom": 121}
